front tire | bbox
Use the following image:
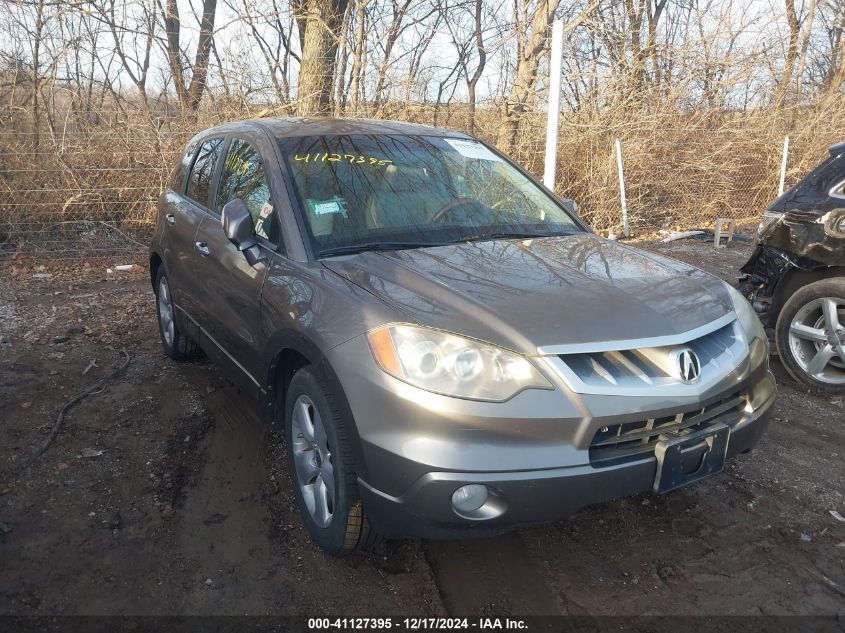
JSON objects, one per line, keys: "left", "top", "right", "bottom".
{"left": 775, "top": 278, "right": 845, "bottom": 394}
{"left": 155, "top": 267, "right": 200, "bottom": 361}
{"left": 284, "top": 366, "right": 382, "bottom": 555}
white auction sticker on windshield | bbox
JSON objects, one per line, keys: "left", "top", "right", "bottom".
{"left": 444, "top": 138, "right": 501, "bottom": 162}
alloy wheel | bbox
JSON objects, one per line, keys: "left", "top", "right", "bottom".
{"left": 158, "top": 276, "right": 175, "bottom": 347}
{"left": 787, "top": 296, "right": 845, "bottom": 385}
{"left": 290, "top": 394, "right": 335, "bottom": 528}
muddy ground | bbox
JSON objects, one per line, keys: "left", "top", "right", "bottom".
{"left": 1, "top": 237, "right": 844, "bottom": 616}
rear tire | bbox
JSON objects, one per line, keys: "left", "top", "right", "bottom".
{"left": 284, "top": 366, "right": 383, "bottom": 555}
{"left": 775, "top": 278, "right": 845, "bottom": 394}
{"left": 155, "top": 267, "right": 200, "bottom": 361}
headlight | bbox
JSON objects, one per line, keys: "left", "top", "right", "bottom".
{"left": 756, "top": 211, "right": 783, "bottom": 240}
{"left": 366, "top": 324, "right": 553, "bottom": 401}
{"left": 726, "top": 284, "right": 766, "bottom": 342}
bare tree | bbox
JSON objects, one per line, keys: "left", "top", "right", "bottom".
{"left": 775, "top": 0, "right": 801, "bottom": 105}
{"left": 158, "top": 0, "right": 218, "bottom": 112}
{"left": 465, "top": 0, "right": 486, "bottom": 133}
{"left": 445, "top": 0, "right": 491, "bottom": 133}
{"left": 226, "top": 0, "right": 300, "bottom": 104}
{"left": 90, "top": 0, "right": 157, "bottom": 107}
{"left": 347, "top": 0, "right": 371, "bottom": 114}
{"left": 371, "top": 0, "right": 415, "bottom": 110}
{"left": 627, "top": 0, "right": 669, "bottom": 96}
{"left": 794, "top": 0, "right": 818, "bottom": 100}
{"left": 296, "top": 0, "right": 348, "bottom": 115}
{"left": 496, "top": 0, "right": 563, "bottom": 152}
{"left": 819, "top": 0, "right": 845, "bottom": 92}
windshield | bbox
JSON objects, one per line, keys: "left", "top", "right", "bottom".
{"left": 278, "top": 134, "right": 582, "bottom": 257}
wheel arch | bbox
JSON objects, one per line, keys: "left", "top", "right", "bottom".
{"left": 149, "top": 251, "right": 163, "bottom": 292}
{"left": 770, "top": 265, "right": 845, "bottom": 326}
{"left": 262, "top": 330, "right": 368, "bottom": 479}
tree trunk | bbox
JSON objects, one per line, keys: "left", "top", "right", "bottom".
{"left": 496, "top": 0, "right": 561, "bottom": 153}
{"left": 163, "top": 0, "right": 188, "bottom": 109}
{"left": 333, "top": 2, "right": 352, "bottom": 114}
{"left": 775, "top": 0, "right": 801, "bottom": 106}
{"left": 831, "top": 33, "right": 845, "bottom": 94}
{"left": 163, "top": 0, "right": 217, "bottom": 113}
{"left": 794, "top": 0, "right": 817, "bottom": 101}
{"left": 348, "top": 0, "right": 368, "bottom": 115}
{"left": 827, "top": 10, "right": 845, "bottom": 92}
{"left": 297, "top": 0, "right": 349, "bottom": 115}
{"left": 187, "top": 0, "right": 217, "bottom": 111}
{"left": 623, "top": 0, "right": 645, "bottom": 97}
{"left": 32, "top": 0, "right": 45, "bottom": 147}
{"left": 372, "top": 0, "right": 412, "bottom": 112}
{"left": 466, "top": 0, "right": 486, "bottom": 135}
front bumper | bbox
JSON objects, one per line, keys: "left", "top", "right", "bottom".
{"left": 358, "top": 405, "right": 771, "bottom": 538}
{"left": 326, "top": 335, "right": 776, "bottom": 539}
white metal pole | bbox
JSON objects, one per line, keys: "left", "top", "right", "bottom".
{"left": 615, "top": 138, "right": 629, "bottom": 238}
{"left": 779, "top": 135, "right": 790, "bottom": 196}
{"left": 543, "top": 20, "right": 564, "bottom": 192}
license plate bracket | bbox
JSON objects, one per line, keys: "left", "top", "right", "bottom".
{"left": 653, "top": 423, "right": 730, "bottom": 493}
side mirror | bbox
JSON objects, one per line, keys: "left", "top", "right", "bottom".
{"left": 559, "top": 198, "right": 579, "bottom": 215}
{"left": 221, "top": 198, "right": 257, "bottom": 252}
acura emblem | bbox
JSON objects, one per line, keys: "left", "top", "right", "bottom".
{"left": 675, "top": 348, "right": 701, "bottom": 383}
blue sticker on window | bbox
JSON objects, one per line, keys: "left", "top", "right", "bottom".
{"left": 308, "top": 198, "right": 348, "bottom": 217}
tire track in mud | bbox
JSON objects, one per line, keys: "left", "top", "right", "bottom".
{"left": 173, "top": 381, "right": 282, "bottom": 613}
{"left": 188, "top": 381, "right": 563, "bottom": 615}
{"left": 175, "top": 376, "right": 447, "bottom": 614}
{"left": 194, "top": 381, "right": 562, "bottom": 615}
{"left": 422, "top": 533, "right": 566, "bottom": 616}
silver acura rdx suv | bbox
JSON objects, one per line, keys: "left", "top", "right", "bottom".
{"left": 149, "top": 118, "right": 776, "bottom": 554}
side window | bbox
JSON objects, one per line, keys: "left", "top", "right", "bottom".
{"left": 216, "top": 139, "right": 278, "bottom": 243}
{"left": 171, "top": 140, "right": 199, "bottom": 192}
{"left": 186, "top": 138, "right": 224, "bottom": 207}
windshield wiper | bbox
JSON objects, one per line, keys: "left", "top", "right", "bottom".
{"left": 455, "top": 229, "right": 579, "bottom": 243}
{"left": 318, "top": 230, "right": 581, "bottom": 257}
{"left": 318, "top": 241, "right": 445, "bottom": 258}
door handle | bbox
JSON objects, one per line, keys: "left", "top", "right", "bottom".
{"left": 195, "top": 241, "right": 210, "bottom": 257}
{"left": 165, "top": 213, "right": 176, "bottom": 225}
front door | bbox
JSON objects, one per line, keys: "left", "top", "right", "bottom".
{"left": 191, "top": 133, "right": 282, "bottom": 395}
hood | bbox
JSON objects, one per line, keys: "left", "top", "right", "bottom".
{"left": 322, "top": 234, "right": 733, "bottom": 354}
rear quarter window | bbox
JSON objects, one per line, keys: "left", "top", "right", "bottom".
{"left": 170, "top": 140, "right": 199, "bottom": 193}
{"left": 186, "top": 138, "right": 224, "bottom": 207}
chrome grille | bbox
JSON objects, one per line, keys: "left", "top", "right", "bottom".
{"left": 545, "top": 318, "right": 748, "bottom": 396}
{"left": 589, "top": 391, "right": 747, "bottom": 466}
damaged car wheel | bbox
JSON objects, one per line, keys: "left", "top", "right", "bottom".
{"left": 775, "top": 278, "right": 845, "bottom": 393}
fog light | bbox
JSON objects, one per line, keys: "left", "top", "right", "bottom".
{"left": 452, "top": 484, "right": 488, "bottom": 513}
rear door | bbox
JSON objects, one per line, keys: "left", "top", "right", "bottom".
{"left": 167, "top": 136, "right": 225, "bottom": 323}
{"left": 191, "top": 130, "right": 282, "bottom": 393}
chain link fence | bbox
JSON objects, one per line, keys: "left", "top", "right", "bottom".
{"left": 0, "top": 105, "right": 839, "bottom": 260}
{"left": 500, "top": 116, "right": 819, "bottom": 235}
{"left": 0, "top": 110, "right": 199, "bottom": 260}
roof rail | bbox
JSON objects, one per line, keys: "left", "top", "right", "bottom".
{"left": 829, "top": 141, "right": 845, "bottom": 156}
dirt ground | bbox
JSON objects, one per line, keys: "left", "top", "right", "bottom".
{"left": 1, "top": 237, "right": 844, "bottom": 616}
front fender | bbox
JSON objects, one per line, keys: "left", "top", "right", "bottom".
{"left": 261, "top": 329, "right": 369, "bottom": 480}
